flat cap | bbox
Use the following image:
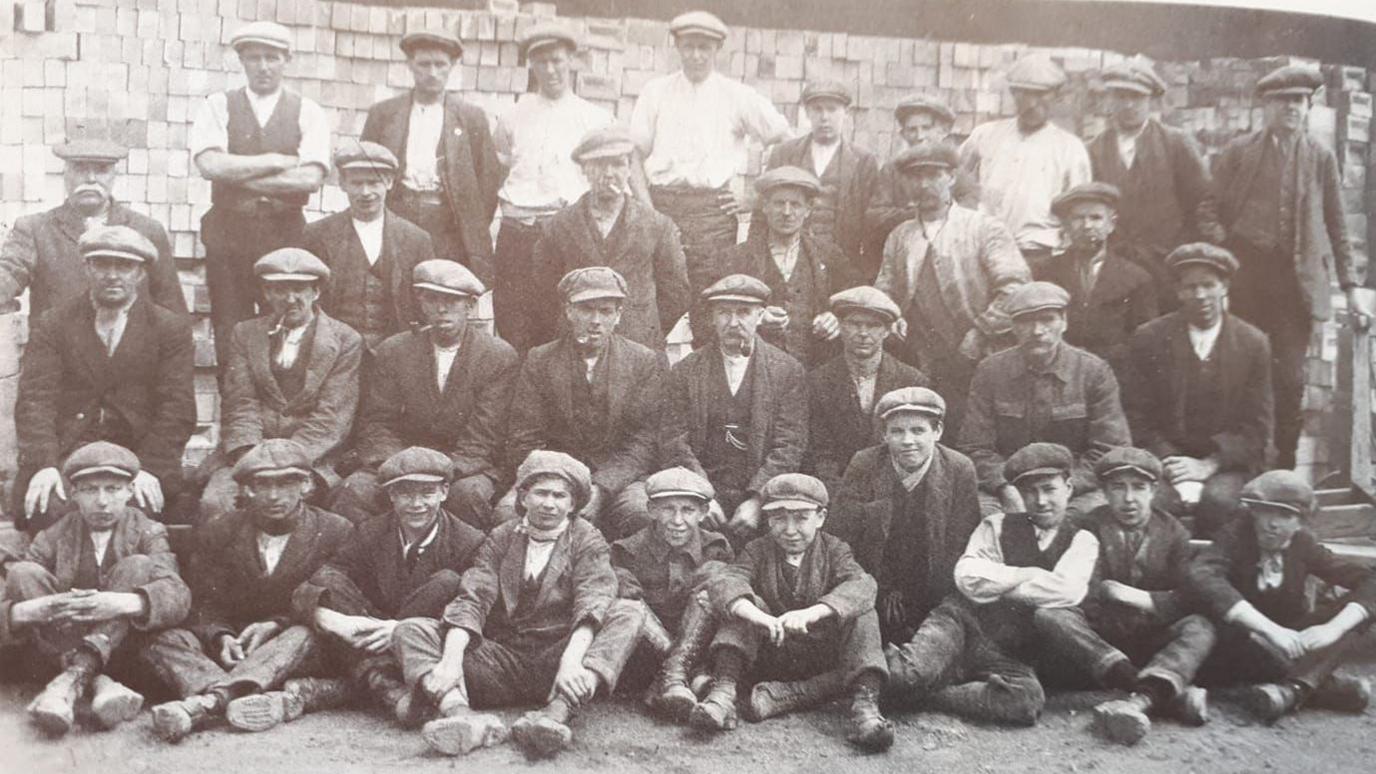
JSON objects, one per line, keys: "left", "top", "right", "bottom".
{"left": 894, "top": 94, "right": 955, "bottom": 125}
{"left": 333, "top": 139, "right": 398, "bottom": 174}
{"left": 63, "top": 441, "right": 140, "bottom": 482}
{"left": 80, "top": 225, "right": 157, "bottom": 264}
{"left": 1094, "top": 446, "right": 1163, "bottom": 482}
{"left": 1164, "top": 242, "right": 1239, "bottom": 279}
{"left": 413, "top": 259, "right": 485, "bottom": 298}
{"left": 1051, "top": 182, "right": 1121, "bottom": 219}
{"left": 232, "top": 439, "right": 313, "bottom": 483}
{"left": 231, "top": 21, "right": 292, "bottom": 52}
{"left": 400, "top": 28, "right": 463, "bottom": 58}
{"left": 645, "top": 466, "right": 716, "bottom": 503}
{"left": 754, "top": 165, "right": 822, "bottom": 197}
{"left": 255, "top": 247, "right": 330, "bottom": 283}
{"left": 701, "top": 274, "right": 770, "bottom": 305}
{"left": 53, "top": 138, "right": 127, "bottom": 164}
{"left": 571, "top": 125, "right": 636, "bottom": 162}
{"left": 830, "top": 286, "right": 901, "bottom": 324}
{"left": 1256, "top": 65, "right": 1323, "bottom": 97}
{"left": 1004, "top": 442, "right": 1074, "bottom": 484}
{"left": 894, "top": 141, "right": 960, "bottom": 173}
{"left": 1006, "top": 54, "right": 1067, "bottom": 92}
{"left": 1005, "top": 281, "right": 1070, "bottom": 318}
{"left": 1240, "top": 470, "right": 1315, "bottom": 517}
{"left": 379, "top": 446, "right": 454, "bottom": 487}
{"left": 669, "top": 10, "right": 728, "bottom": 41}
{"left": 1101, "top": 60, "right": 1167, "bottom": 97}
{"left": 801, "top": 79, "right": 852, "bottom": 107}
{"left": 760, "top": 473, "right": 829, "bottom": 512}
{"left": 875, "top": 386, "right": 947, "bottom": 421}
{"left": 520, "top": 21, "right": 579, "bottom": 58}
{"left": 515, "top": 450, "right": 592, "bottom": 513}
{"left": 558, "top": 266, "right": 628, "bottom": 305}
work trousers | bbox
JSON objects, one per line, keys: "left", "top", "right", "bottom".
{"left": 1033, "top": 607, "right": 1217, "bottom": 696}
{"left": 492, "top": 217, "right": 546, "bottom": 354}
{"left": 140, "top": 624, "right": 322, "bottom": 699}
{"left": 712, "top": 608, "right": 887, "bottom": 686}
{"left": 651, "top": 185, "right": 738, "bottom": 347}
{"left": 1201, "top": 606, "right": 1372, "bottom": 692}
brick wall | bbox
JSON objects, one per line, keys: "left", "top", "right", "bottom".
{"left": 0, "top": 0, "right": 1373, "bottom": 483}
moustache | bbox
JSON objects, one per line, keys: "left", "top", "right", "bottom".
{"left": 74, "top": 184, "right": 107, "bottom": 195}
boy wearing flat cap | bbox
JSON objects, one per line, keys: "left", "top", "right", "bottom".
{"left": 610, "top": 466, "right": 733, "bottom": 718}
{"left": 1187, "top": 470, "right": 1376, "bottom": 722}
{"left": 303, "top": 140, "right": 438, "bottom": 349}
{"left": 14, "top": 225, "right": 195, "bottom": 531}
{"left": 295, "top": 446, "right": 485, "bottom": 721}
{"left": 1124, "top": 243, "right": 1272, "bottom": 537}
{"left": 200, "top": 247, "right": 363, "bottom": 521}
{"left": 529, "top": 127, "right": 690, "bottom": 352}
{"left": 1034, "top": 446, "right": 1216, "bottom": 745}
{"left": 690, "top": 473, "right": 893, "bottom": 751}
{"left": 145, "top": 440, "right": 353, "bottom": 743}
{"left": 3, "top": 442, "right": 190, "bottom": 737}
{"left": 391, "top": 450, "right": 644, "bottom": 759}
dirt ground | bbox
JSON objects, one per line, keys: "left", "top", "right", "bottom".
{"left": 5, "top": 635, "right": 1376, "bottom": 774}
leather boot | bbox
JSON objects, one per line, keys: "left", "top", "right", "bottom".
{"left": 1308, "top": 675, "right": 1371, "bottom": 713}
{"left": 89, "top": 674, "right": 144, "bottom": 730}
{"left": 744, "top": 669, "right": 845, "bottom": 722}
{"left": 27, "top": 666, "right": 93, "bottom": 737}
{"left": 641, "top": 607, "right": 674, "bottom": 657}
{"left": 1166, "top": 686, "right": 1209, "bottom": 726}
{"left": 1244, "top": 682, "right": 1302, "bottom": 723}
{"left": 510, "top": 696, "right": 575, "bottom": 759}
{"left": 689, "top": 678, "right": 738, "bottom": 731}
{"left": 423, "top": 705, "right": 509, "bottom": 756}
{"left": 929, "top": 675, "right": 1041, "bottom": 727}
{"left": 151, "top": 694, "right": 222, "bottom": 743}
{"left": 654, "top": 602, "right": 715, "bottom": 721}
{"left": 1093, "top": 693, "right": 1154, "bottom": 746}
{"left": 846, "top": 679, "right": 895, "bottom": 752}
{"left": 359, "top": 666, "right": 411, "bottom": 722}
{"left": 225, "top": 678, "right": 350, "bottom": 732}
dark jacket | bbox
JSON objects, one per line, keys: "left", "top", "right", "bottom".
{"left": 865, "top": 156, "right": 981, "bottom": 280}
{"left": 806, "top": 353, "right": 930, "bottom": 492}
{"left": 1084, "top": 505, "right": 1193, "bottom": 624}
{"left": 612, "top": 524, "right": 733, "bottom": 625}
{"left": 716, "top": 232, "right": 846, "bottom": 365}
{"left": 705, "top": 531, "right": 877, "bottom": 620}
{"left": 1034, "top": 246, "right": 1159, "bottom": 374}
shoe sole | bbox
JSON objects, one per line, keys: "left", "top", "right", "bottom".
{"left": 848, "top": 722, "right": 895, "bottom": 752}
{"left": 1097, "top": 710, "right": 1150, "bottom": 746}
{"left": 422, "top": 716, "right": 508, "bottom": 756}
{"left": 27, "top": 706, "right": 74, "bottom": 737}
{"left": 655, "top": 689, "right": 699, "bottom": 721}
{"left": 225, "top": 694, "right": 286, "bottom": 732}
{"left": 511, "top": 719, "right": 572, "bottom": 759}
{"left": 92, "top": 690, "right": 144, "bottom": 729}
{"left": 1242, "top": 687, "right": 1286, "bottom": 724}
{"left": 150, "top": 705, "right": 191, "bottom": 743}
{"left": 688, "top": 704, "right": 738, "bottom": 732}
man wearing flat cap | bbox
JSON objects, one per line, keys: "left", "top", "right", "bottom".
{"left": 3, "top": 442, "right": 190, "bottom": 737}
{"left": 145, "top": 439, "right": 353, "bottom": 743}
{"left": 0, "top": 139, "right": 187, "bottom": 321}
{"left": 391, "top": 450, "right": 645, "bottom": 759}
{"left": 875, "top": 140, "right": 1030, "bottom": 432}
{"left": 961, "top": 54, "right": 1092, "bottom": 262}
{"left": 295, "top": 446, "right": 485, "bottom": 721}
{"left": 302, "top": 140, "right": 438, "bottom": 349}
{"left": 1035, "top": 447, "right": 1216, "bottom": 745}
{"left": 806, "top": 288, "right": 929, "bottom": 492}
{"left": 191, "top": 21, "right": 331, "bottom": 362}
{"left": 750, "top": 80, "right": 881, "bottom": 276}
{"left": 717, "top": 166, "right": 848, "bottom": 365}
{"left": 1037, "top": 182, "right": 1158, "bottom": 376}
{"left": 1124, "top": 244, "right": 1272, "bottom": 536}
{"left": 1212, "top": 64, "right": 1362, "bottom": 470}
{"left": 1187, "top": 469, "right": 1376, "bottom": 722}
{"left": 1087, "top": 59, "right": 1221, "bottom": 298}
{"left": 492, "top": 23, "right": 613, "bottom": 352}
{"left": 334, "top": 260, "right": 517, "bottom": 530}
{"left": 362, "top": 25, "right": 503, "bottom": 285}
{"left": 630, "top": 10, "right": 790, "bottom": 309}
{"left": 958, "top": 281, "right": 1130, "bottom": 518}
{"left": 501, "top": 267, "right": 668, "bottom": 540}
{"left": 199, "top": 247, "right": 363, "bottom": 521}
{"left": 14, "top": 225, "right": 195, "bottom": 531}
{"left": 660, "top": 275, "right": 809, "bottom": 544}
{"left": 529, "top": 126, "right": 690, "bottom": 352}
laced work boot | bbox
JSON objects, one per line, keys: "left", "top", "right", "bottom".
{"left": 510, "top": 696, "right": 575, "bottom": 759}
{"left": 1093, "top": 693, "right": 1154, "bottom": 746}
{"left": 1167, "top": 686, "right": 1209, "bottom": 726}
{"left": 151, "top": 694, "right": 222, "bottom": 743}
{"left": 653, "top": 603, "right": 715, "bottom": 721}
{"left": 27, "top": 665, "right": 94, "bottom": 737}
{"left": 689, "top": 677, "right": 738, "bottom": 731}
{"left": 1244, "top": 682, "right": 1303, "bottom": 723}
{"left": 225, "top": 678, "right": 350, "bottom": 732}
{"left": 423, "top": 706, "right": 509, "bottom": 756}
{"left": 89, "top": 674, "right": 144, "bottom": 730}
{"left": 744, "top": 669, "right": 846, "bottom": 721}
{"left": 640, "top": 608, "right": 675, "bottom": 657}
{"left": 846, "top": 677, "right": 895, "bottom": 752}
{"left": 1308, "top": 675, "right": 1371, "bottom": 714}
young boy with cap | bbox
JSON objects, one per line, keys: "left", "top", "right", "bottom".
{"left": 691, "top": 473, "right": 894, "bottom": 752}
{"left": 1187, "top": 470, "right": 1376, "bottom": 722}
{"left": 3, "top": 442, "right": 191, "bottom": 736}
{"left": 610, "top": 466, "right": 733, "bottom": 719}
{"left": 1034, "top": 446, "right": 1215, "bottom": 745}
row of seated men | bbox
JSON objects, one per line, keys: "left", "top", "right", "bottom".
{"left": 4, "top": 411, "right": 1372, "bottom": 757}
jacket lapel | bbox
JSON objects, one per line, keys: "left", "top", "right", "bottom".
{"left": 748, "top": 344, "right": 772, "bottom": 463}
{"left": 271, "top": 508, "right": 318, "bottom": 579}
{"left": 53, "top": 202, "right": 86, "bottom": 246}
{"left": 1165, "top": 314, "right": 1194, "bottom": 431}
{"left": 244, "top": 317, "right": 288, "bottom": 407}
{"left": 497, "top": 531, "right": 525, "bottom": 616}
{"left": 532, "top": 528, "right": 574, "bottom": 611}
{"left": 604, "top": 337, "right": 633, "bottom": 431}
{"left": 439, "top": 94, "right": 477, "bottom": 209}
{"left": 294, "top": 313, "right": 342, "bottom": 407}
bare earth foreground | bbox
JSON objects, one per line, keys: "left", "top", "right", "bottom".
{"left": 4, "top": 636, "right": 1375, "bottom": 774}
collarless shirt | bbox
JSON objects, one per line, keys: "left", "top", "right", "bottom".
{"left": 351, "top": 215, "right": 385, "bottom": 266}
{"left": 496, "top": 91, "right": 613, "bottom": 217}
{"left": 433, "top": 340, "right": 461, "bottom": 392}
{"left": 809, "top": 139, "right": 841, "bottom": 177}
{"left": 258, "top": 531, "right": 291, "bottom": 574}
{"left": 847, "top": 353, "right": 883, "bottom": 413}
{"left": 1258, "top": 550, "right": 1285, "bottom": 590}
{"left": 1188, "top": 318, "right": 1223, "bottom": 361}
{"left": 189, "top": 88, "right": 330, "bottom": 170}
{"left": 93, "top": 296, "right": 134, "bottom": 356}
{"left": 891, "top": 451, "right": 935, "bottom": 492}
{"left": 769, "top": 236, "right": 802, "bottom": 281}
{"left": 272, "top": 315, "right": 313, "bottom": 370}
{"left": 1116, "top": 121, "right": 1148, "bottom": 169}
{"left": 399, "top": 520, "right": 441, "bottom": 560}
{"left": 89, "top": 529, "right": 114, "bottom": 566}
{"left": 720, "top": 349, "right": 753, "bottom": 395}
{"left": 403, "top": 99, "right": 445, "bottom": 192}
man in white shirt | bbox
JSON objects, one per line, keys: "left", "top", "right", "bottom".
{"left": 190, "top": 21, "right": 330, "bottom": 367}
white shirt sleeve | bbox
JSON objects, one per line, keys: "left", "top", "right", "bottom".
{"left": 629, "top": 80, "right": 660, "bottom": 156}
{"left": 1005, "top": 531, "right": 1100, "bottom": 608}
{"left": 295, "top": 98, "right": 332, "bottom": 171}
{"left": 189, "top": 93, "right": 229, "bottom": 162}
{"left": 735, "top": 81, "right": 791, "bottom": 146}
{"left": 954, "top": 514, "right": 1030, "bottom": 604}
{"left": 1064, "top": 136, "right": 1092, "bottom": 190}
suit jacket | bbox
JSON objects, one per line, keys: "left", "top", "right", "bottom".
{"left": 1124, "top": 312, "right": 1272, "bottom": 472}
{"left": 361, "top": 92, "right": 505, "bottom": 282}
{"left": 530, "top": 194, "right": 690, "bottom": 350}
{"left": 716, "top": 232, "right": 846, "bottom": 365}
{"left": 806, "top": 353, "right": 930, "bottom": 492}
{"left": 0, "top": 508, "right": 190, "bottom": 645}
{"left": 865, "top": 156, "right": 981, "bottom": 280}
{"left": 187, "top": 504, "right": 353, "bottom": 648}
{"left": 16, "top": 295, "right": 195, "bottom": 482}
{"left": 1035, "top": 246, "right": 1159, "bottom": 374}
{"left": 705, "top": 531, "right": 877, "bottom": 621}
{"left": 1083, "top": 505, "right": 1193, "bottom": 625}
{"left": 1213, "top": 129, "right": 1358, "bottom": 320}
{"left": 612, "top": 524, "right": 733, "bottom": 625}
{"left": 0, "top": 201, "right": 188, "bottom": 321}
{"left": 662, "top": 339, "right": 809, "bottom": 495}
{"left": 219, "top": 311, "right": 363, "bottom": 484}
{"left": 301, "top": 209, "right": 435, "bottom": 340}
{"left": 507, "top": 334, "right": 665, "bottom": 494}
{"left": 354, "top": 326, "right": 518, "bottom": 482}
